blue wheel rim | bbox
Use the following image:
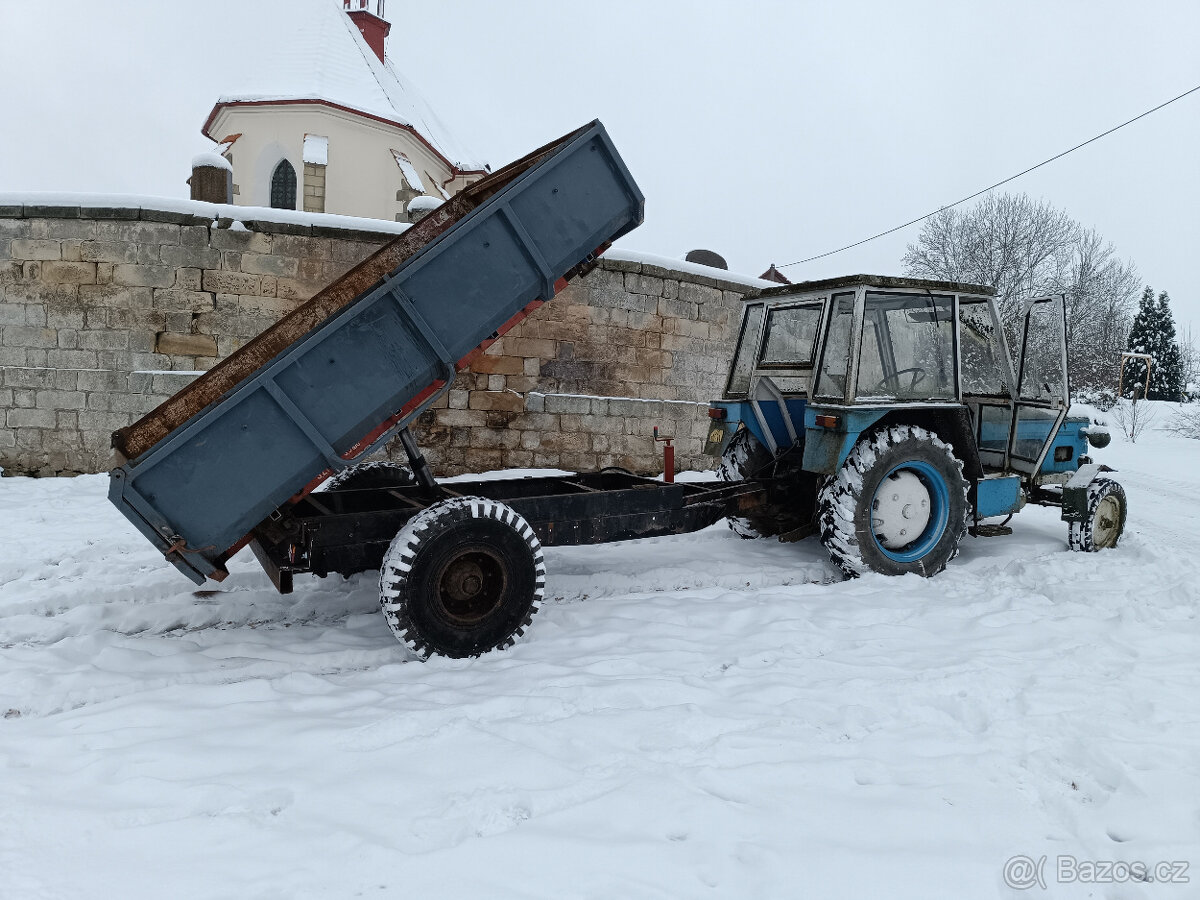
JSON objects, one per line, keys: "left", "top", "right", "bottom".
{"left": 870, "top": 460, "right": 950, "bottom": 563}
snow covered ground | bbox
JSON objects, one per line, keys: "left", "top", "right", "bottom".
{"left": 2, "top": 417, "right": 1198, "bottom": 899}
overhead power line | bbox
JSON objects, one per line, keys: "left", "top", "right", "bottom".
{"left": 778, "top": 82, "right": 1200, "bottom": 269}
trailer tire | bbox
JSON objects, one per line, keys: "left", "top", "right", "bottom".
{"left": 818, "top": 425, "right": 969, "bottom": 578}
{"left": 379, "top": 497, "right": 544, "bottom": 658}
{"left": 1067, "top": 478, "right": 1126, "bottom": 551}
{"left": 323, "top": 461, "right": 415, "bottom": 492}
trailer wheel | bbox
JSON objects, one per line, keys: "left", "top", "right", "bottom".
{"left": 1068, "top": 478, "right": 1126, "bottom": 552}
{"left": 379, "top": 498, "right": 544, "bottom": 658}
{"left": 818, "top": 425, "right": 969, "bottom": 577}
{"left": 323, "top": 461, "right": 415, "bottom": 492}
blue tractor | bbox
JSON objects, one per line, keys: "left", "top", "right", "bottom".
{"left": 704, "top": 275, "right": 1124, "bottom": 577}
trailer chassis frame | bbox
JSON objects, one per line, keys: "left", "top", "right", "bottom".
{"left": 248, "top": 471, "right": 766, "bottom": 594}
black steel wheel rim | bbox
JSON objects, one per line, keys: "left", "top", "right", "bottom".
{"left": 432, "top": 545, "right": 508, "bottom": 626}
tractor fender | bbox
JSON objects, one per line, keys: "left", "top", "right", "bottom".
{"left": 801, "top": 405, "right": 984, "bottom": 480}
{"left": 1061, "top": 463, "right": 1117, "bottom": 523}
{"left": 800, "top": 406, "right": 889, "bottom": 474}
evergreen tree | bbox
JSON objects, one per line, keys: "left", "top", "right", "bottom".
{"left": 1155, "top": 292, "right": 1184, "bottom": 400}
{"left": 1121, "top": 286, "right": 1157, "bottom": 398}
{"left": 1122, "top": 286, "right": 1185, "bottom": 400}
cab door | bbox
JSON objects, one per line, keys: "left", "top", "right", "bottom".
{"left": 958, "top": 295, "right": 1017, "bottom": 472}
{"left": 1007, "top": 296, "right": 1069, "bottom": 476}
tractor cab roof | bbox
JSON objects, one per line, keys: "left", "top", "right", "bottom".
{"left": 750, "top": 274, "right": 994, "bottom": 301}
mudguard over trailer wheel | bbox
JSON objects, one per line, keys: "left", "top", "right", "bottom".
{"left": 379, "top": 498, "right": 544, "bottom": 658}
{"left": 322, "top": 461, "right": 414, "bottom": 492}
{"left": 1068, "top": 478, "right": 1127, "bottom": 551}
{"left": 818, "top": 425, "right": 970, "bottom": 577}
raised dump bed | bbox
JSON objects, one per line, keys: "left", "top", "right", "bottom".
{"left": 109, "top": 121, "right": 644, "bottom": 585}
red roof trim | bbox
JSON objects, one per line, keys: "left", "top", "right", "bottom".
{"left": 201, "top": 99, "right": 486, "bottom": 178}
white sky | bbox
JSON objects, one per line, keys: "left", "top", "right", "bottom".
{"left": 1, "top": 0, "right": 1196, "bottom": 333}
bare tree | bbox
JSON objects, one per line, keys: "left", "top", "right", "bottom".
{"left": 1177, "top": 322, "right": 1199, "bottom": 397}
{"left": 903, "top": 194, "right": 1138, "bottom": 394}
{"left": 903, "top": 194, "right": 1077, "bottom": 329}
{"left": 1111, "top": 397, "right": 1158, "bottom": 443}
{"left": 1064, "top": 228, "right": 1141, "bottom": 392}
{"left": 1163, "top": 405, "right": 1200, "bottom": 439}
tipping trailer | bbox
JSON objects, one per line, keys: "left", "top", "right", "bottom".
{"left": 109, "top": 121, "right": 763, "bottom": 658}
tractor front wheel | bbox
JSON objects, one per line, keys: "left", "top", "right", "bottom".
{"left": 1068, "top": 478, "right": 1127, "bottom": 551}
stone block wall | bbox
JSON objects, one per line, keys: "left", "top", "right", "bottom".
{"left": 1, "top": 204, "right": 759, "bottom": 477}
{"left": 0, "top": 206, "right": 392, "bottom": 475}
{"left": 303, "top": 164, "right": 327, "bottom": 214}
{"left": 406, "top": 258, "right": 748, "bottom": 475}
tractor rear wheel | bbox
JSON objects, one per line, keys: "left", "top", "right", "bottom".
{"left": 718, "top": 428, "right": 811, "bottom": 539}
{"left": 1068, "top": 478, "right": 1126, "bottom": 551}
{"left": 718, "top": 428, "right": 775, "bottom": 538}
{"left": 818, "top": 425, "right": 970, "bottom": 577}
{"left": 379, "top": 498, "right": 544, "bottom": 658}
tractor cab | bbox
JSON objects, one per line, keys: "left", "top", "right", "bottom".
{"left": 709, "top": 275, "right": 1088, "bottom": 485}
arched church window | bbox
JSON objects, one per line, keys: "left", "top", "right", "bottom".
{"left": 270, "top": 159, "right": 297, "bottom": 210}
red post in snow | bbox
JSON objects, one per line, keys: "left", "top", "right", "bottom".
{"left": 653, "top": 426, "right": 675, "bottom": 483}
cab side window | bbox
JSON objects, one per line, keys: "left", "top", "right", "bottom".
{"left": 758, "top": 303, "right": 824, "bottom": 367}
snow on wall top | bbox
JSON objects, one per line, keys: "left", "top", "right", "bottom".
{"left": 604, "top": 249, "right": 776, "bottom": 290}
{"left": 208, "top": 0, "right": 486, "bottom": 173}
{"left": 0, "top": 192, "right": 769, "bottom": 291}
{"left": 0, "top": 191, "right": 412, "bottom": 236}
{"left": 406, "top": 195, "right": 443, "bottom": 212}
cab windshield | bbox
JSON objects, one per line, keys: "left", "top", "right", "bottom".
{"left": 855, "top": 292, "right": 956, "bottom": 401}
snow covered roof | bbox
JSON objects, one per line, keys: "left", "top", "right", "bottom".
{"left": 201, "top": 0, "right": 486, "bottom": 175}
